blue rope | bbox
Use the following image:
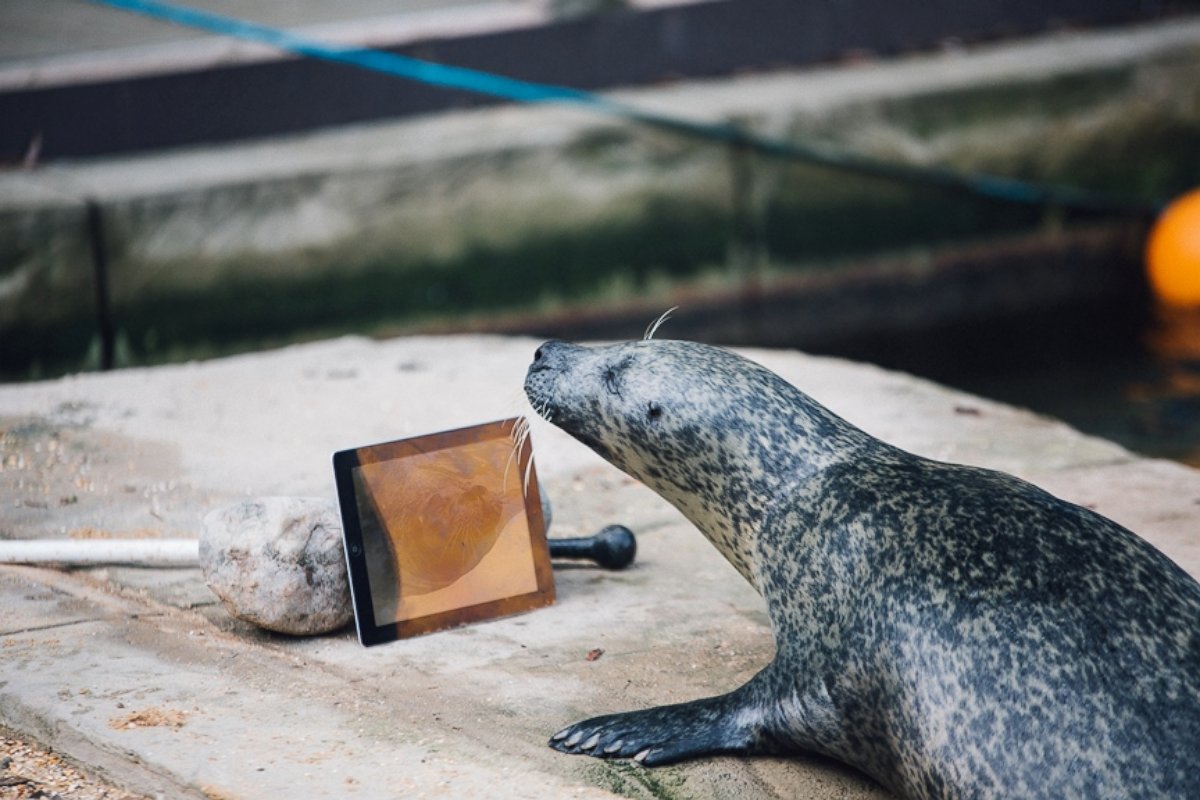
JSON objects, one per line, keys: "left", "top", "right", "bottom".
{"left": 84, "top": 0, "right": 1162, "bottom": 216}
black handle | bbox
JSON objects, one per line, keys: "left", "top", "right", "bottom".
{"left": 548, "top": 525, "right": 636, "bottom": 570}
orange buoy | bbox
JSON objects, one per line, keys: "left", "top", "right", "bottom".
{"left": 1146, "top": 189, "right": 1200, "bottom": 307}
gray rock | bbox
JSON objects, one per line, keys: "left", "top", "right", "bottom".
{"left": 200, "top": 497, "right": 352, "bottom": 635}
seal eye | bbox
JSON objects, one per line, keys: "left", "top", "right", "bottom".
{"left": 647, "top": 402, "right": 663, "bottom": 422}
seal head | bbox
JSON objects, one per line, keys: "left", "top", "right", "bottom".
{"left": 526, "top": 338, "right": 871, "bottom": 585}
{"left": 526, "top": 338, "right": 1200, "bottom": 800}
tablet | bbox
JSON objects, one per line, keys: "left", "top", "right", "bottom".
{"left": 333, "top": 418, "right": 554, "bottom": 646}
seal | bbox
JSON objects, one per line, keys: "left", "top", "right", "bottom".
{"left": 524, "top": 338, "right": 1200, "bottom": 799}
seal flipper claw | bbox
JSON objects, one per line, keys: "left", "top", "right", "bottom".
{"left": 549, "top": 675, "right": 789, "bottom": 766}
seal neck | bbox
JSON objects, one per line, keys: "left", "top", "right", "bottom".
{"left": 648, "top": 398, "right": 874, "bottom": 590}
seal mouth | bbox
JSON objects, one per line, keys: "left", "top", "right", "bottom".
{"left": 522, "top": 371, "right": 555, "bottom": 417}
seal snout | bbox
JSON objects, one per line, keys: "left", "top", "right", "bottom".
{"left": 528, "top": 339, "right": 578, "bottom": 374}
{"left": 525, "top": 340, "right": 578, "bottom": 415}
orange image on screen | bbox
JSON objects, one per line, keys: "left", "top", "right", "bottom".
{"left": 349, "top": 420, "right": 550, "bottom": 635}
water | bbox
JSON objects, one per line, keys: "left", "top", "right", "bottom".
{"left": 848, "top": 304, "right": 1200, "bottom": 468}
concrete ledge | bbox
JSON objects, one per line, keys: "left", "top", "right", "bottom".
{"left": 2, "top": 334, "right": 1198, "bottom": 798}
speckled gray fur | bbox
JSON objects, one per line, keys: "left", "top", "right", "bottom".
{"left": 525, "top": 339, "right": 1200, "bottom": 800}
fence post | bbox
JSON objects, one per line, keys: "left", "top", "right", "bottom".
{"left": 85, "top": 199, "right": 115, "bottom": 371}
{"left": 727, "top": 135, "right": 768, "bottom": 340}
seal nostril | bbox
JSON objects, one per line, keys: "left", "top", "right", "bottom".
{"left": 534, "top": 346, "right": 544, "bottom": 361}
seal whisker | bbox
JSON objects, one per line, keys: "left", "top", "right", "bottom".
{"left": 523, "top": 447, "right": 536, "bottom": 495}
{"left": 505, "top": 387, "right": 533, "bottom": 425}
{"left": 517, "top": 421, "right": 535, "bottom": 495}
{"left": 643, "top": 306, "right": 679, "bottom": 341}
{"left": 535, "top": 396, "right": 554, "bottom": 425}
{"left": 502, "top": 411, "right": 541, "bottom": 497}
{"left": 503, "top": 415, "right": 530, "bottom": 490}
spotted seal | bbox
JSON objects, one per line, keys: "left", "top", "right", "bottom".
{"left": 524, "top": 338, "right": 1200, "bottom": 799}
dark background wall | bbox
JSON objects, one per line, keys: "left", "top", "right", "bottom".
{"left": 1, "top": 0, "right": 1189, "bottom": 160}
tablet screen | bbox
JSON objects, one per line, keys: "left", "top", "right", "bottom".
{"left": 333, "top": 418, "right": 554, "bottom": 645}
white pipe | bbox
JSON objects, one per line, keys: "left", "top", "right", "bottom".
{"left": 0, "top": 539, "right": 201, "bottom": 566}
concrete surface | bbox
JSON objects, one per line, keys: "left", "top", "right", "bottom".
{"left": 2, "top": 333, "right": 1200, "bottom": 798}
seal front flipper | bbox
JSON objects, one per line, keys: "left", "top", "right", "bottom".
{"left": 549, "top": 671, "right": 794, "bottom": 767}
